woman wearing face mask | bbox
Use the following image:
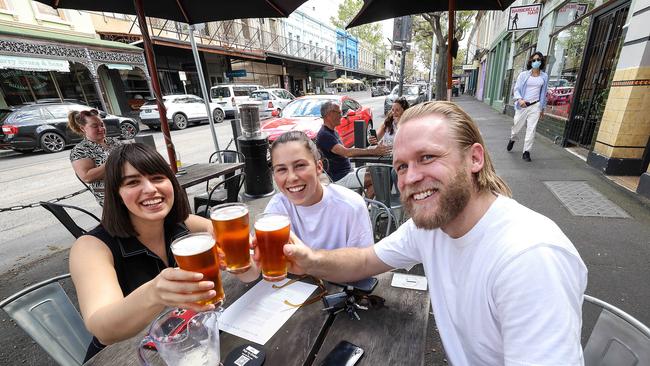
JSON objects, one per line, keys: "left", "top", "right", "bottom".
{"left": 265, "top": 131, "right": 374, "bottom": 250}
{"left": 507, "top": 51, "right": 548, "bottom": 162}
{"left": 68, "top": 109, "right": 122, "bottom": 206}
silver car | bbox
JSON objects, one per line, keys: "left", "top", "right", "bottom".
{"left": 249, "top": 88, "right": 296, "bottom": 119}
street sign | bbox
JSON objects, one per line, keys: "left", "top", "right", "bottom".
{"left": 178, "top": 71, "right": 187, "bottom": 81}
{"left": 226, "top": 69, "right": 247, "bottom": 78}
{"left": 393, "top": 16, "right": 412, "bottom": 43}
{"left": 507, "top": 4, "right": 542, "bottom": 31}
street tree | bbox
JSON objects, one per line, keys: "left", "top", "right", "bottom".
{"left": 413, "top": 11, "right": 475, "bottom": 100}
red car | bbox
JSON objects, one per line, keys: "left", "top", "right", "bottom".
{"left": 260, "top": 95, "right": 373, "bottom": 147}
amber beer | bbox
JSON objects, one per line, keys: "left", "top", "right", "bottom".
{"left": 210, "top": 203, "right": 252, "bottom": 273}
{"left": 254, "top": 213, "right": 291, "bottom": 282}
{"left": 171, "top": 233, "right": 225, "bottom": 307}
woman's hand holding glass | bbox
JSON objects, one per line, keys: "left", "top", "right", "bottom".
{"left": 149, "top": 267, "right": 217, "bottom": 312}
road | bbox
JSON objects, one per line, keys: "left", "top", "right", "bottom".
{"left": 0, "top": 91, "right": 385, "bottom": 274}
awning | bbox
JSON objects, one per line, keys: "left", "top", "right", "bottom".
{"left": 0, "top": 55, "right": 70, "bottom": 72}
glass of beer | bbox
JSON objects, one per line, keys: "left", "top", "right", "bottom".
{"left": 170, "top": 232, "right": 225, "bottom": 307}
{"left": 210, "top": 203, "right": 252, "bottom": 274}
{"left": 254, "top": 213, "right": 291, "bottom": 282}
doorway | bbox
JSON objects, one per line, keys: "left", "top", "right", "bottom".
{"left": 564, "top": 0, "right": 630, "bottom": 148}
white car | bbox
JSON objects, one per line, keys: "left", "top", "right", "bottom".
{"left": 249, "top": 88, "right": 296, "bottom": 119}
{"left": 209, "top": 84, "right": 263, "bottom": 119}
{"left": 139, "top": 94, "right": 225, "bottom": 130}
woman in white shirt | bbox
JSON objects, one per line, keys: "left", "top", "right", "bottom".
{"left": 371, "top": 97, "right": 410, "bottom": 147}
{"left": 507, "top": 51, "right": 549, "bottom": 162}
{"left": 265, "top": 131, "right": 374, "bottom": 250}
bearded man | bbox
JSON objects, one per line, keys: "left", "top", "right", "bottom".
{"left": 282, "top": 101, "right": 587, "bottom": 366}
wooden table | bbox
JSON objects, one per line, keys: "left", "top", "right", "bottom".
{"left": 85, "top": 269, "right": 430, "bottom": 366}
{"left": 175, "top": 163, "right": 244, "bottom": 189}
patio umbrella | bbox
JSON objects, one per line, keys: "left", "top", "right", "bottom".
{"left": 37, "top": 0, "right": 308, "bottom": 172}
{"left": 346, "top": 0, "right": 515, "bottom": 101}
{"left": 331, "top": 77, "right": 352, "bottom": 84}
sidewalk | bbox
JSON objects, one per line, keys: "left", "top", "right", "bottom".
{"left": 454, "top": 95, "right": 650, "bottom": 325}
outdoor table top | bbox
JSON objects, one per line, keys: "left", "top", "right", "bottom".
{"left": 175, "top": 162, "right": 244, "bottom": 189}
{"left": 84, "top": 269, "right": 430, "bottom": 366}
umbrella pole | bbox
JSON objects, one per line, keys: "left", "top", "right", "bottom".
{"left": 188, "top": 24, "right": 221, "bottom": 159}
{"left": 134, "top": 0, "right": 177, "bottom": 172}
{"left": 447, "top": 0, "right": 455, "bottom": 101}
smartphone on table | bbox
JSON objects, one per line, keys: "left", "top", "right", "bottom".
{"left": 330, "top": 277, "right": 378, "bottom": 294}
{"left": 319, "top": 340, "right": 364, "bottom": 366}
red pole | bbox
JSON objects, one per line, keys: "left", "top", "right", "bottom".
{"left": 134, "top": 0, "right": 177, "bottom": 173}
{"left": 447, "top": 0, "right": 455, "bottom": 101}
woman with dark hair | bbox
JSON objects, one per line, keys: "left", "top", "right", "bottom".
{"left": 371, "top": 97, "right": 409, "bottom": 147}
{"left": 68, "top": 109, "right": 122, "bottom": 206}
{"left": 68, "top": 143, "right": 217, "bottom": 361}
{"left": 507, "top": 51, "right": 549, "bottom": 162}
{"left": 266, "top": 131, "right": 373, "bottom": 249}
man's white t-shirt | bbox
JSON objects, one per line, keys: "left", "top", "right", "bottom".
{"left": 374, "top": 195, "right": 587, "bottom": 366}
{"left": 265, "top": 183, "right": 373, "bottom": 250}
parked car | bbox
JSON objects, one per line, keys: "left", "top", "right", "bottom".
{"left": 371, "top": 86, "right": 390, "bottom": 97}
{"left": 260, "top": 95, "right": 373, "bottom": 148}
{"left": 209, "top": 84, "right": 263, "bottom": 119}
{"left": 384, "top": 84, "right": 426, "bottom": 115}
{"left": 249, "top": 88, "right": 296, "bottom": 119}
{"left": 0, "top": 102, "right": 138, "bottom": 153}
{"left": 546, "top": 79, "right": 574, "bottom": 105}
{"left": 139, "top": 94, "right": 226, "bottom": 130}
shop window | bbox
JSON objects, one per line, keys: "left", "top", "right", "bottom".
{"left": 544, "top": 2, "right": 596, "bottom": 119}
{"left": 54, "top": 64, "right": 98, "bottom": 108}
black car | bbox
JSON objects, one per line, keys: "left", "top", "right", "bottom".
{"left": 0, "top": 102, "right": 139, "bottom": 153}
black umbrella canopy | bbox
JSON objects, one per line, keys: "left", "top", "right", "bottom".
{"left": 36, "top": 0, "right": 308, "bottom": 24}
{"left": 346, "top": 0, "right": 514, "bottom": 28}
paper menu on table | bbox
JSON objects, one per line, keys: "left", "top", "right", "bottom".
{"left": 391, "top": 273, "right": 427, "bottom": 291}
{"left": 218, "top": 279, "right": 317, "bottom": 345}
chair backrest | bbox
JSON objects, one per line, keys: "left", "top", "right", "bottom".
{"left": 583, "top": 294, "right": 650, "bottom": 366}
{"left": 366, "top": 164, "right": 399, "bottom": 208}
{"left": 40, "top": 202, "right": 100, "bottom": 239}
{"left": 209, "top": 149, "right": 245, "bottom": 164}
{"left": 0, "top": 274, "right": 92, "bottom": 366}
{"left": 203, "top": 172, "right": 245, "bottom": 217}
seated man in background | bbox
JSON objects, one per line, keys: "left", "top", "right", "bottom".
{"left": 316, "top": 101, "right": 390, "bottom": 189}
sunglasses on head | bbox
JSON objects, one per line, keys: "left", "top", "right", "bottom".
{"left": 79, "top": 109, "right": 99, "bottom": 117}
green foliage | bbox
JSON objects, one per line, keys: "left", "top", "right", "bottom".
{"left": 330, "top": 0, "right": 384, "bottom": 50}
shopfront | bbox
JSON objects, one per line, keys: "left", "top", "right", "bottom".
{"left": 0, "top": 26, "right": 148, "bottom": 117}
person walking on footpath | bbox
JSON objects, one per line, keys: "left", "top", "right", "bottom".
{"left": 507, "top": 51, "right": 548, "bottom": 162}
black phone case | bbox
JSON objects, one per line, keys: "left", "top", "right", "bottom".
{"left": 319, "top": 341, "right": 364, "bottom": 366}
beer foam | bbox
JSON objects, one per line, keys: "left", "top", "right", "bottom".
{"left": 254, "top": 214, "right": 290, "bottom": 232}
{"left": 171, "top": 233, "right": 214, "bottom": 256}
{"left": 211, "top": 205, "right": 248, "bottom": 221}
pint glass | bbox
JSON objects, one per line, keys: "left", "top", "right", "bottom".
{"left": 171, "top": 232, "right": 225, "bottom": 307}
{"left": 254, "top": 213, "right": 291, "bottom": 282}
{"left": 210, "top": 203, "right": 252, "bottom": 274}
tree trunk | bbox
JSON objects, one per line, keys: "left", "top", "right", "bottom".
{"left": 435, "top": 44, "right": 448, "bottom": 101}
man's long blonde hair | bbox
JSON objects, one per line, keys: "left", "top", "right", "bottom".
{"left": 399, "top": 101, "right": 512, "bottom": 197}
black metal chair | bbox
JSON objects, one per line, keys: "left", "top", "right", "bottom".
{"left": 193, "top": 150, "right": 245, "bottom": 211}
{"left": 0, "top": 273, "right": 92, "bottom": 366}
{"left": 40, "top": 202, "right": 100, "bottom": 239}
{"left": 195, "top": 172, "right": 245, "bottom": 218}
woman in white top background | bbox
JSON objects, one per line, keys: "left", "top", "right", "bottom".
{"left": 370, "top": 97, "right": 410, "bottom": 147}
{"left": 265, "top": 131, "right": 374, "bottom": 250}
{"left": 507, "top": 51, "right": 549, "bottom": 162}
